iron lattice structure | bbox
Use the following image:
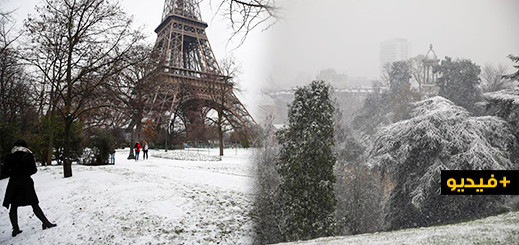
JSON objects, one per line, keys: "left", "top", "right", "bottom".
{"left": 152, "top": 0, "right": 256, "bottom": 142}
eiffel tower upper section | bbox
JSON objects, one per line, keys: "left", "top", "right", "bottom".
{"left": 154, "top": 0, "right": 222, "bottom": 79}
{"left": 153, "top": 0, "right": 256, "bottom": 137}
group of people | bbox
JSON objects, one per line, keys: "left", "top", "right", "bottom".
{"left": 133, "top": 141, "right": 149, "bottom": 161}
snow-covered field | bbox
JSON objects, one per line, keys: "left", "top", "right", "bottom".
{"left": 2, "top": 147, "right": 518, "bottom": 245}
{"left": 280, "top": 211, "right": 519, "bottom": 245}
{"left": 0, "top": 148, "right": 255, "bottom": 245}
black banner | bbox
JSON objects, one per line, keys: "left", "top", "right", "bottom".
{"left": 441, "top": 170, "right": 519, "bottom": 195}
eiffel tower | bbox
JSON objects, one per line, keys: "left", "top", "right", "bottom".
{"left": 152, "top": 0, "right": 256, "bottom": 142}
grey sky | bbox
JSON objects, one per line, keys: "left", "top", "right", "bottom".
{"left": 2, "top": 0, "right": 267, "bottom": 116}
{"left": 3, "top": 0, "right": 519, "bottom": 116}
{"left": 268, "top": 0, "right": 519, "bottom": 88}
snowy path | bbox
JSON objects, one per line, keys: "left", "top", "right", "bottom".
{"left": 0, "top": 148, "right": 255, "bottom": 244}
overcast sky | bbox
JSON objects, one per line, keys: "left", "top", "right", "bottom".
{"left": 2, "top": 0, "right": 268, "bottom": 117}
{"left": 268, "top": 0, "right": 519, "bottom": 88}
{"left": 3, "top": 0, "right": 519, "bottom": 117}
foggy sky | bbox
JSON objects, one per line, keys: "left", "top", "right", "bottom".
{"left": 267, "top": 0, "right": 519, "bottom": 88}
{"left": 3, "top": 0, "right": 519, "bottom": 117}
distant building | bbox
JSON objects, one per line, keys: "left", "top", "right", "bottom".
{"left": 316, "top": 69, "right": 348, "bottom": 88}
{"left": 257, "top": 93, "right": 277, "bottom": 121}
{"left": 264, "top": 87, "right": 375, "bottom": 125}
{"left": 380, "top": 38, "right": 411, "bottom": 75}
{"left": 348, "top": 76, "right": 374, "bottom": 88}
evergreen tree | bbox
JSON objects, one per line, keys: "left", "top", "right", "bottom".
{"left": 436, "top": 57, "right": 482, "bottom": 112}
{"left": 369, "top": 97, "right": 516, "bottom": 230}
{"left": 277, "top": 80, "right": 337, "bottom": 241}
{"left": 503, "top": 54, "right": 519, "bottom": 82}
{"left": 387, "top": 60, "right": 420, "bottom": 121}
{"left": 483, "top": 88, "right": 519, "bottom": 162}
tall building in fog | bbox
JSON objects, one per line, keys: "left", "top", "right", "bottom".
{"left": 380, "top": 38, "right": 411, "bottom": 75}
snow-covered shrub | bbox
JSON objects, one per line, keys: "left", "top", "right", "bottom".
{"left": 482, "top": 88, "right": 519, "bottom": 169}
{"left": 436, "top": 57, "right": 482, "bottom": 112}
{"left": 251, "top": 117, "right": 284, "bottom": 244}
{"left": 80, "top": 129, "right": 114, "bottom": 165}
{"left": 483, "top": 89, "right": 519, "bottom": 129}
{"left": 369, "top": 96, "right": 516, "bottom": 230}
{"left": 79, "top": 147, "right": 96, "bottom": 165}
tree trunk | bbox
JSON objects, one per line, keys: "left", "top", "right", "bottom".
{"left": 63, "top": 117, "right": 73, "bottom": 178}
{"left": 45, "top": 111, "right": 56, "bottom": 166}
{"left": 165, "top": 129, "right": 168, "bottom": 152}
{"left": 218, "top": 109, "right": 224, "bottom": 156}
{"left": 136, "top": 109, "right": 143, "bottom": 142}
{"left": 127, "top": 128, "right": 135, "bottom": 159}
{"left": 45, "top": 123, "right": 54, "bottom": 165}
{"left": 45, "top": 86, "right": 57, "bottom": 166}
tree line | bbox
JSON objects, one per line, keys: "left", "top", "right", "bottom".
{"left": 0, "top": 0, "right": 278, "bottom": 178}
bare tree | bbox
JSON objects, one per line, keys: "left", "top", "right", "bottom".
{"left": 379, "top": 63, "right": 391, "bottom": 87}
{"left": 207, "top": 55, "right": 241, "bottom": 156}
{"left": 24, "top": 0, "right": 143, "bottom": 178}
{"left": 214, "top": 0, "right": 279, "bottom": 46}
{"left": 0, "top": 9, "right": 27, "bottom": 124}
{"left": 0, "top": 9, "right": 38, "bottom": 168}
{"left": 407, "top": 55, "right": 425, "bottom": 89}
{"left": 0, "top": 8, "right": 20, "bottom": 54}
{"left": 481, "top": 64, "right": 513, "bottom": 92}
{"left": 104, "top": 44, "right": 158, "bottom": 159}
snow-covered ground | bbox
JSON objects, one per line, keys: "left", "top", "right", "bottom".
{"left": 279, "top": 211, "right": 519, "bottom": 245}
{"left": 3, "top": 147, "right": 518, "bottom": 245}
{"left": 0, "top": 148, "right": 255, "bottom": 244}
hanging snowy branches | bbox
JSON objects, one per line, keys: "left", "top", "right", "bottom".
{"left": 369, "top": 96, "right": 515, "bottom": 209}
{"left": 367, "top": 96, "right": 517, "bottom": 230}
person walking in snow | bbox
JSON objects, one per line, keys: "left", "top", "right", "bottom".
{"left": 2, "top": 139, "right": 57, "bottom": 237}
{"left": 109, "top": 143, "right": 116, "bottom": 165}
{"left": 142, "top": 141, "right": 149, "bottom": 160}
{"left": 134, "top": 142, "right": 141, "bottom": 161}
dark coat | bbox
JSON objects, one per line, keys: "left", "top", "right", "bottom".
{"left": 2, "top": 151, "right": 39, "bottom": 209}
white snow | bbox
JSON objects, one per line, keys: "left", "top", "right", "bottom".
{"left": 278, "top": 211, "right": 519, "bottom": 245}
{"left": 152, "top": 149, "right": 221, "bottom": 162}
{"left": 484, "top": 89, "right": 519, "bottom": 105}
{"left": 0, "top": 148, "right": 255, "bottom": 244}
{"left": 3, "top": 146, "right": 517, "bottom": 244}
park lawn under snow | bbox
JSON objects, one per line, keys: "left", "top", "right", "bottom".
{"left": 0, "top": 148, "right": 255, "bottom": 245}
{"left": 2, "top": 147, "right": 518, "bottom": 245}
{"left": 280, "top": 211, "right": 519, "bottom": 245}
